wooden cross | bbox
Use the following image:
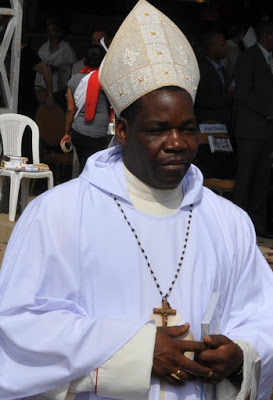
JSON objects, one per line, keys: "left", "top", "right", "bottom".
{"left": 153, "top": 299, "right": 176, "bottom": 326}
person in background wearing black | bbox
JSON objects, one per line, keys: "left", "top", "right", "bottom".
{"left": 18, "top": 33, "right": 54, "bottom": 161}
{"left": 232, "top": 21, "right": 273, "bottom": 237}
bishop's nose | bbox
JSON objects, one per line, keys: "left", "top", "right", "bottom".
{"left": 164, "top": 129, "right": 188, "bottom": 152}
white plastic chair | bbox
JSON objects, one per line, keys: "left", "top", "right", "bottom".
{"left": 0, "top": 113, "right": 54, "bottom": 222}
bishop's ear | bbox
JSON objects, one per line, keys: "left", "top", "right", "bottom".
{"left": 116, "top": 117, "right": 129, "bottom": 147}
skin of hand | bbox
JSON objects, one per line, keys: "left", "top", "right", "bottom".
{"left": 60, "top": 134, "right": 72, "bottom": 146}
{"left": 152, "top": 324, "right": 213, "bottom": 386}
{"left": 195, "top": 334, "right": 243, "bottom": 384}
{"left": 61, "top": 88, "right": 76, "bottom": 146}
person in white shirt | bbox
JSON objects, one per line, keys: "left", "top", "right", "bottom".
{"left": 35, "top": 20, "right": 77, "bottom": 111}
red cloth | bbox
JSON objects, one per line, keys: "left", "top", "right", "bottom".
{"left": 80, "top": 66, "right": 100, "bottom": 121}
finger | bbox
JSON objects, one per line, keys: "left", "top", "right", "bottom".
{"left": 203, "top": 334, "right": 231, "bottom": 348}
{"left": 153, "top": 366, "right": 186, "bottom": 386}
{"left": 177, "top": 339, "right": 208, "bottom": 353}
{"left": 177, "top": 370, "right": 197, "bottom": 382}
{"left": 161, "top": 323, "right": 190, "bottom": 338}
{"left": 195, "top": 362, "right": 225, "bottom": 385}
{"left": 156, "top": 368, "right": 196, "bottom": 385}
{"left": 196, "top": 348, "right": 224, "bottom": 363}
{"left": 175, "top": 356, "right": 213, "bottom": 378}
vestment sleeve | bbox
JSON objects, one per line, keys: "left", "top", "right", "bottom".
{"left": 216, "top": 339, "right": 261, "bottom": 400}
{"left": 220, "top": 209, "right": 273, "bottom": 399}
{"left": 30, "top": 323, "right": 156, "bottom": 400}
{"left": 0, "top": 194, "right": 152, "bottom": 399}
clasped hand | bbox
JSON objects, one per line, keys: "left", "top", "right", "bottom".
{"left": 152, "top": 324, "right": 243, "bottom": 386}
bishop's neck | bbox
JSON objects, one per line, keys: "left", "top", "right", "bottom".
{"left": 122, "top": 162, "right": 184, "bottom": 217}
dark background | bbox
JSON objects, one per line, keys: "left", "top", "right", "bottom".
{"left": 18, "top": 0, "right": 273, "bottom": 59}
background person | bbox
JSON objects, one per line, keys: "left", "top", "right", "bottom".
{"left": 193, "top": 31, "right": 237, "bottom": 180}
{"left": 225, "top": 23, "right": 245, "bottom": 83}
{"left": 19, "top": 33, "right": 54, "bottom": 162}
{"left": 19, "top": 33, "right": 54, "bottom": 120}
{"left": 232, "top": 20, "right": 273, "bottom": 237}
{"left": 35, "top": 19, "right": 76, "bottom": 111}
{"left": 71, "top": 28, "right": 110, "bottom": 75}
{"left": 60, "top": 44, "right": 110, "bottom": 173}
{"left": 194, "top": 31, "right": 234, "bottom": 130}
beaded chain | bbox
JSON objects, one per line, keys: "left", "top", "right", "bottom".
{"left": 112, "top": 194, "right": 193, "bottom": 300}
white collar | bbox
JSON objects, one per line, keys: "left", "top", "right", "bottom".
{"left": 122, "top": 162, "right": 183, "bottom": 216}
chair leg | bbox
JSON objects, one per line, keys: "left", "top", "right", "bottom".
{"left": 30, "top": 179, "right": 36, "bottom": 196}
{"left": 20, "top": 177, "right": 30, "bottom": 213}
{"left": 0, "top": 175, "right": 4, "bottom": 202}
{"left": 47, "top": 173, "right": 54, "bottom": 189}
{"left": 9, "top": 174, "right": 20, "bottom": 222}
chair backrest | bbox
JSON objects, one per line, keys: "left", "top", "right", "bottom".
{"left": 0, "top": 113, "right": 40, "bottom": 164}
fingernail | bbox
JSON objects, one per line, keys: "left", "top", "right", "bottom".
{"left": 183, "top": 323, "right": 190, "bottom": 327}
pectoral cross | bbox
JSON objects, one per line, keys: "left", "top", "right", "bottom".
{"left": 153, "top": 299, "right": 176, "bottom": 326}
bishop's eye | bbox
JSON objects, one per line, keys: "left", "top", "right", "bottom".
{"left": 181, "top": 126, "right": 198, "bottom": 135}
{"left": 145, "top": 126, "right": 168, "bottom": 135}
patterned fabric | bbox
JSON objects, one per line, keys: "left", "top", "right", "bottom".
{"left": 99, "top": 0, "right": 200, "bottom": 116}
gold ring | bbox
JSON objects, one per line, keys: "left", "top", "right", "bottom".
{"left": 170, "top": 368, "right": 181, "bottom": 381}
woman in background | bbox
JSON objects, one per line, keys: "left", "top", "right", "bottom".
{"left": 60, "top": 44, "right": 110, "bottom": 173}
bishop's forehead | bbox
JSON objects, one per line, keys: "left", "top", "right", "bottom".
{"left": 99, "top": 0, "right": 200, "bottom": 116}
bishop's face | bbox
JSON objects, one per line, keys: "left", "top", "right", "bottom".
{"left": 117, "top": 88, "right": 199, "bottom": 190}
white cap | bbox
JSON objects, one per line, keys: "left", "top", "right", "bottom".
{"left": 99, "top": 0, "right": 200, "bottom": 116}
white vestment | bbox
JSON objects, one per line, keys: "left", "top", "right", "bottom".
{"left": 0, "top": 146, "right": 273, "bottom": 400}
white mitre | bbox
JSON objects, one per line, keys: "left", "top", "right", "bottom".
{"left": 99, "top": 0, "right": 200, "bottom": 116}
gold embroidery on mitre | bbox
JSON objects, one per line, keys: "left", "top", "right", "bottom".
{"left": 98, "top": 0, "right": 201, "bottom": 116}
{"left": 122, "top": 48, "right": 140, "bottom": 67}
